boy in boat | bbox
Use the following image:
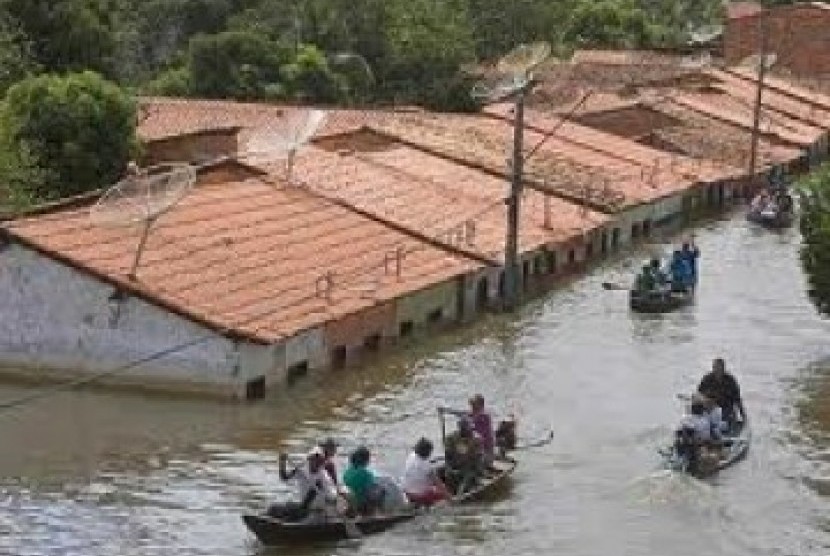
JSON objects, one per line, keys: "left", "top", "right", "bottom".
{"left": 269, "top": 447, "right": 338, "bottom": 522}
{"left": 697, "top": 358, "right": 746, "bottom": 431}
{"left": 342, "top": 446, "right": 385, "bottom": 515}
{"left": 319, "top": 437, "right": 339, "bottom": 486}
{"left": 402, "top": 437, "right": 450, "bottom": 506}
{"left": 442, "top": 395, "right": 495, "bottom": 464}
{"left": 444, "top": 418, "right": 484, "bottom": 493}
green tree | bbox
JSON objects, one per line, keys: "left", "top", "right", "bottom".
{"left": 564, "top": 1, "right": 657, "bottom": 48}
{"left": 799, "top": 164, "right": 830, "bottom": 317}
{"left": 2, "top": 0, "right": 117, "bottom": 76}
{"left": 0, "top": 14, "right": 38, "bottom": 94}
{"left": 280, "top": 45, "right": 344, "bottom": 103}
{"left": 0, "top": 71, "right": 138, "bottom": 202}
{"left": 186, "top": 31, "right": 288, "bottom": 99}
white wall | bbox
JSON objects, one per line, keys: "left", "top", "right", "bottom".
{"left": 0, "top": 243, "right": 269, "bottom": 397}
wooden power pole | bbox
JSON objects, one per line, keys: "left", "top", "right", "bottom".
{"left": 748, "top": 9, "right": 769, "bottom": 184}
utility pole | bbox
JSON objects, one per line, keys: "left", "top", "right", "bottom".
{"left": 748, "top": 9, "right": 769, "bottom": 185}
{"left": 503, "top": 88, "right": 526, "bottom": 310}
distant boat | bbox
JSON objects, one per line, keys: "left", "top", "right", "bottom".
{"left": 747, "top": 191, "right": 795, "bottom": 229}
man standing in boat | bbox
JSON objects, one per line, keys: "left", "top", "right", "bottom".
{"left": 698, "top": 358, "right": 746, "bottom": 429}
{"left": 680, "top": 238, "right": 700, "bottom": 288}
{"left": 442, "top": 395, "right": 495, "bottom": 463}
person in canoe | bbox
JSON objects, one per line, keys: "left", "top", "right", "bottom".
{"left": 319, "top": 437, "right": 339, "bottom": 486}
{"left": 269, "top": 447, "right": 338, "bottom": 522}
{"left": 442, "top": 394, "right": 496, "bottom": 464}
{"left": 342, "top": 446, "right": 385, "bottom": 515}
{"left": 401, "top": 437, "right": 450, "bottom": 506}
{"left": 444, "top": 418, "right": 484, "bottom": 493}
{"left": 668, "top": 250, "right": 694, "bottom": 293}
{"left": 674, "top": 393, "right": 723, "bottom": 470}
{"left": 634, "top": 258, "right": 670, "bottom": 293}
{"left": 680, "top": 240, "right": 700, "bottom": 287}
{"left": 697, "top": 358, "right": 746, "bottom": 430}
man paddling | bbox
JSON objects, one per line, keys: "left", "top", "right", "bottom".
{"left": 269, "top": 448, "right": 338, "bottom": 522}
{"left": 698, "top": 358, "right": 746, "bottom": 429}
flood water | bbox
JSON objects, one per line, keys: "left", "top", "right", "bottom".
{"left": 2, "top": 212, "right": 830, "bottom": 556}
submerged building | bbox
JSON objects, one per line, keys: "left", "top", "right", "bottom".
{"left": 1, "top": 62, "right": 829, "bottom": 399}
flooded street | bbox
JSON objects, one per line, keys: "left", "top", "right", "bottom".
{"left": 2, "top": 211, "right": 830, "bottom": 556}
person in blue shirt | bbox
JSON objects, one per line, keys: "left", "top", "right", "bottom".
{"left": 669, "top": 250, "right": 693, "bottom": 292}
{"left": 680, "top": 240, "right": 700, "bottom": 287}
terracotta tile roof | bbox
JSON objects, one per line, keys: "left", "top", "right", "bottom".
{"left": 664, "top": 90, "right": 824, "bottom": 147}
{"left": 303, "top": 132, "right": 607, "bottom": 259}
{"left": 485, "top": 103, "right": 743, "bottom": 183}
{"left": 726, "top": 68, "right": 830, "bottom": 113}
{"left": 5, "top": 177, "right": 478, "bottom": 343}
{"left": 706, "top": 69, "right": 830, "bottom": 128}
{"left": 727, "top": 2, "right": 762, "bottom": 19}
{"left": 364, "top": 111, "right": 698, "bottom": 213}
{"left": 138, "top": 97, "right": 395, "bottom": 144}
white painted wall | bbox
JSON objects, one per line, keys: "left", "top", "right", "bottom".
{"left": 0, "top": 243, "right": 271, "bottom": 397}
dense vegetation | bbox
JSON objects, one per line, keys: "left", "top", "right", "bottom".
{"left": 0, "top": 0, "right": 799, "bottom": 206}
{"left": 799, "top": 164, "right": 830, "bottom": 317}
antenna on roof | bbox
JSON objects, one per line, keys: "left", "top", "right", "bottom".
{"left": 242, "top": 109, "right": 328, "bottom": 183}
{"left": 89, "top": 162, "right": 196, "bottom": 281}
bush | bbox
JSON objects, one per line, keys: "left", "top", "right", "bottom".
{"left": 799, "top": 164, "right": 830, "bottom": 316}
{"left": 0, "top": 71, "right": 138, "bottom": 202}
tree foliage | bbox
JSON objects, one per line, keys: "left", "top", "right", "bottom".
{"left": 0, "top": 71, "right": 138, "bottom": 202}
{"left": 799, "top": 165, "right": 830, "bottom": 317}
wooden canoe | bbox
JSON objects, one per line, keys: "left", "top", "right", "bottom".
{"left": 242, "top": 457, "right": 517, "bottom": 545}
{"left": 629, "top": 288, "right": 694, "bottom": 314}
{"left": 661, "top": 420, "right": 751, "bottom": 478}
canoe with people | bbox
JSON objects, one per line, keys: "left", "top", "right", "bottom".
{"left": 660, "top": 358, "right": 750, "bottom": 477}
{"left": 747, "top": 184, "right": 795, "bottom": 229}
{"left": 242, "top": 395, "right": 544, "bottom": 545}
{"left": 629, "top": 239, "right": 700, "bottom": 313}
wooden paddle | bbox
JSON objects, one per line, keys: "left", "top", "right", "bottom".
{"left": 602, "top": 282, "right": 628, "bottom": 291}
{"left": 512, "top": 429, "right": 555, "bottom": 451}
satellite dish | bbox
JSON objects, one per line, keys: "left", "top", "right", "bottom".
{"left": 90, "top": 162, "right": 196, "bottom": 280}
{"left": 738, "top": 53, "right": 778, "bottom": 73}
{"left": 679, "top": 51, "right": 713, "bottom": 70}
{"left": 688, "top": 24, "right": 723, "bottom": 45}
{"left": 242, "top": 108, "right": 328, "bottom": 182}
{"left": 473, "top": 42, "right": 551, "bottom": 103}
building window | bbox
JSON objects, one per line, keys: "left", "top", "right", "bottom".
{"left": 364, "top": 334, "right": 381, "bottom": 351}
{"left": 399, "top": 321, "right": 414, "bottom": 337}
{"left": 498, "top": 272, "right": 505, "bottom": 297}
{"left": 476, "top": 278, "right": 488, "bottom": 309}
{"left": 601, "top": 231, "right": 609, "bottom": 254}
{"left": 287, "top": 361, "right": 309, "bottom": 384}
{"left": 427, "top": 309, "right": 443, "bottom": 325}
{"left": 585, "top": 241, "right": 594, "bottom": 259}
{"left": 643, "top": 219, "right": 652, "bottom": 238}
{"left": 546, "top": 250, "right": 557, "bottom": 274}
{"left": 245, "top": 377, "right": 266, "bottom": 400}
{"left": 522, "top": 260, "right": 531, "bottom": 286}
{"left": 631, "top": 223, "right": 641, "bottom": 240}
{"left": 611, "top": 228, "right": 621, "bottom": 249}
{"left": 534, "top": 255, "right": 545, "bottom": 274}
{"left": 568, "top": 249, "right": 576, "bottom": 265}
{"left": 331, "top": 346, "right": 347, "bottom": 368}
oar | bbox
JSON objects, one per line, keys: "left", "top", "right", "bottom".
{"left": 512, "top": 429, "right": 554, "bottom": 451}
{"left": 602, "top": 282, "right": 628, "bottom": 291}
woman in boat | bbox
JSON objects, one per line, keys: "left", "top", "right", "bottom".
{"left": 268, "top": 448, "right": 338, "bottom": 522}
{"left": 342, "top": 446, "right": 384, "bottom": 515}
{"left": 402, "top": 437, "right": 450, "bottom": 506}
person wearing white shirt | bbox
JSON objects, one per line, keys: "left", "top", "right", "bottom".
{"left": 402, "top": 438, "right": 449, "bottom": 506}
{"left": 268, "top": 447, "right": 338, "bottom": 521}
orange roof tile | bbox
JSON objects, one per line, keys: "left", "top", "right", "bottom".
{"left": 727, "top": 1, "right": 762, "bottom": 19}
{"left": 5, "top": 177, "right": 478, "bottom": 343}
{"left": 725, "top": 68, "right": 830, "bottom": 113}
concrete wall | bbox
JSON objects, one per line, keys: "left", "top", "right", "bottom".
{"left": 323, "top": 302, "right": 397, "bottom": 364}
{"left": 395, "top": 280, "right": 460, "bottom": 331}
{"left": 0, "top": 243, "right": 270, "bottom": 398}
{"left": 725, "top": 6, "right": 830, "bottom": 76}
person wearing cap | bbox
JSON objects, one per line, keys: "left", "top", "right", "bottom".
{"left": 319, "top": 438, "right": 339, "bottom": 485}
{"left": 268, "top": 447, "right": 337, "bottom": 522}
{"left": 402, "top": 437, "right": 450, "bottom": 506}
{"left": 342, "top": 446, "right": 384, "bottom": 515}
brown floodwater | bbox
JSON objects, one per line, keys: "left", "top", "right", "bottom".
{"left": 1, "top": 212, "right": 829, "bottom": 556}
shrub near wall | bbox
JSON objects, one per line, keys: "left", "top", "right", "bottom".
{"left": 799, "top": 163, "right": 830, "bottom": 316}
